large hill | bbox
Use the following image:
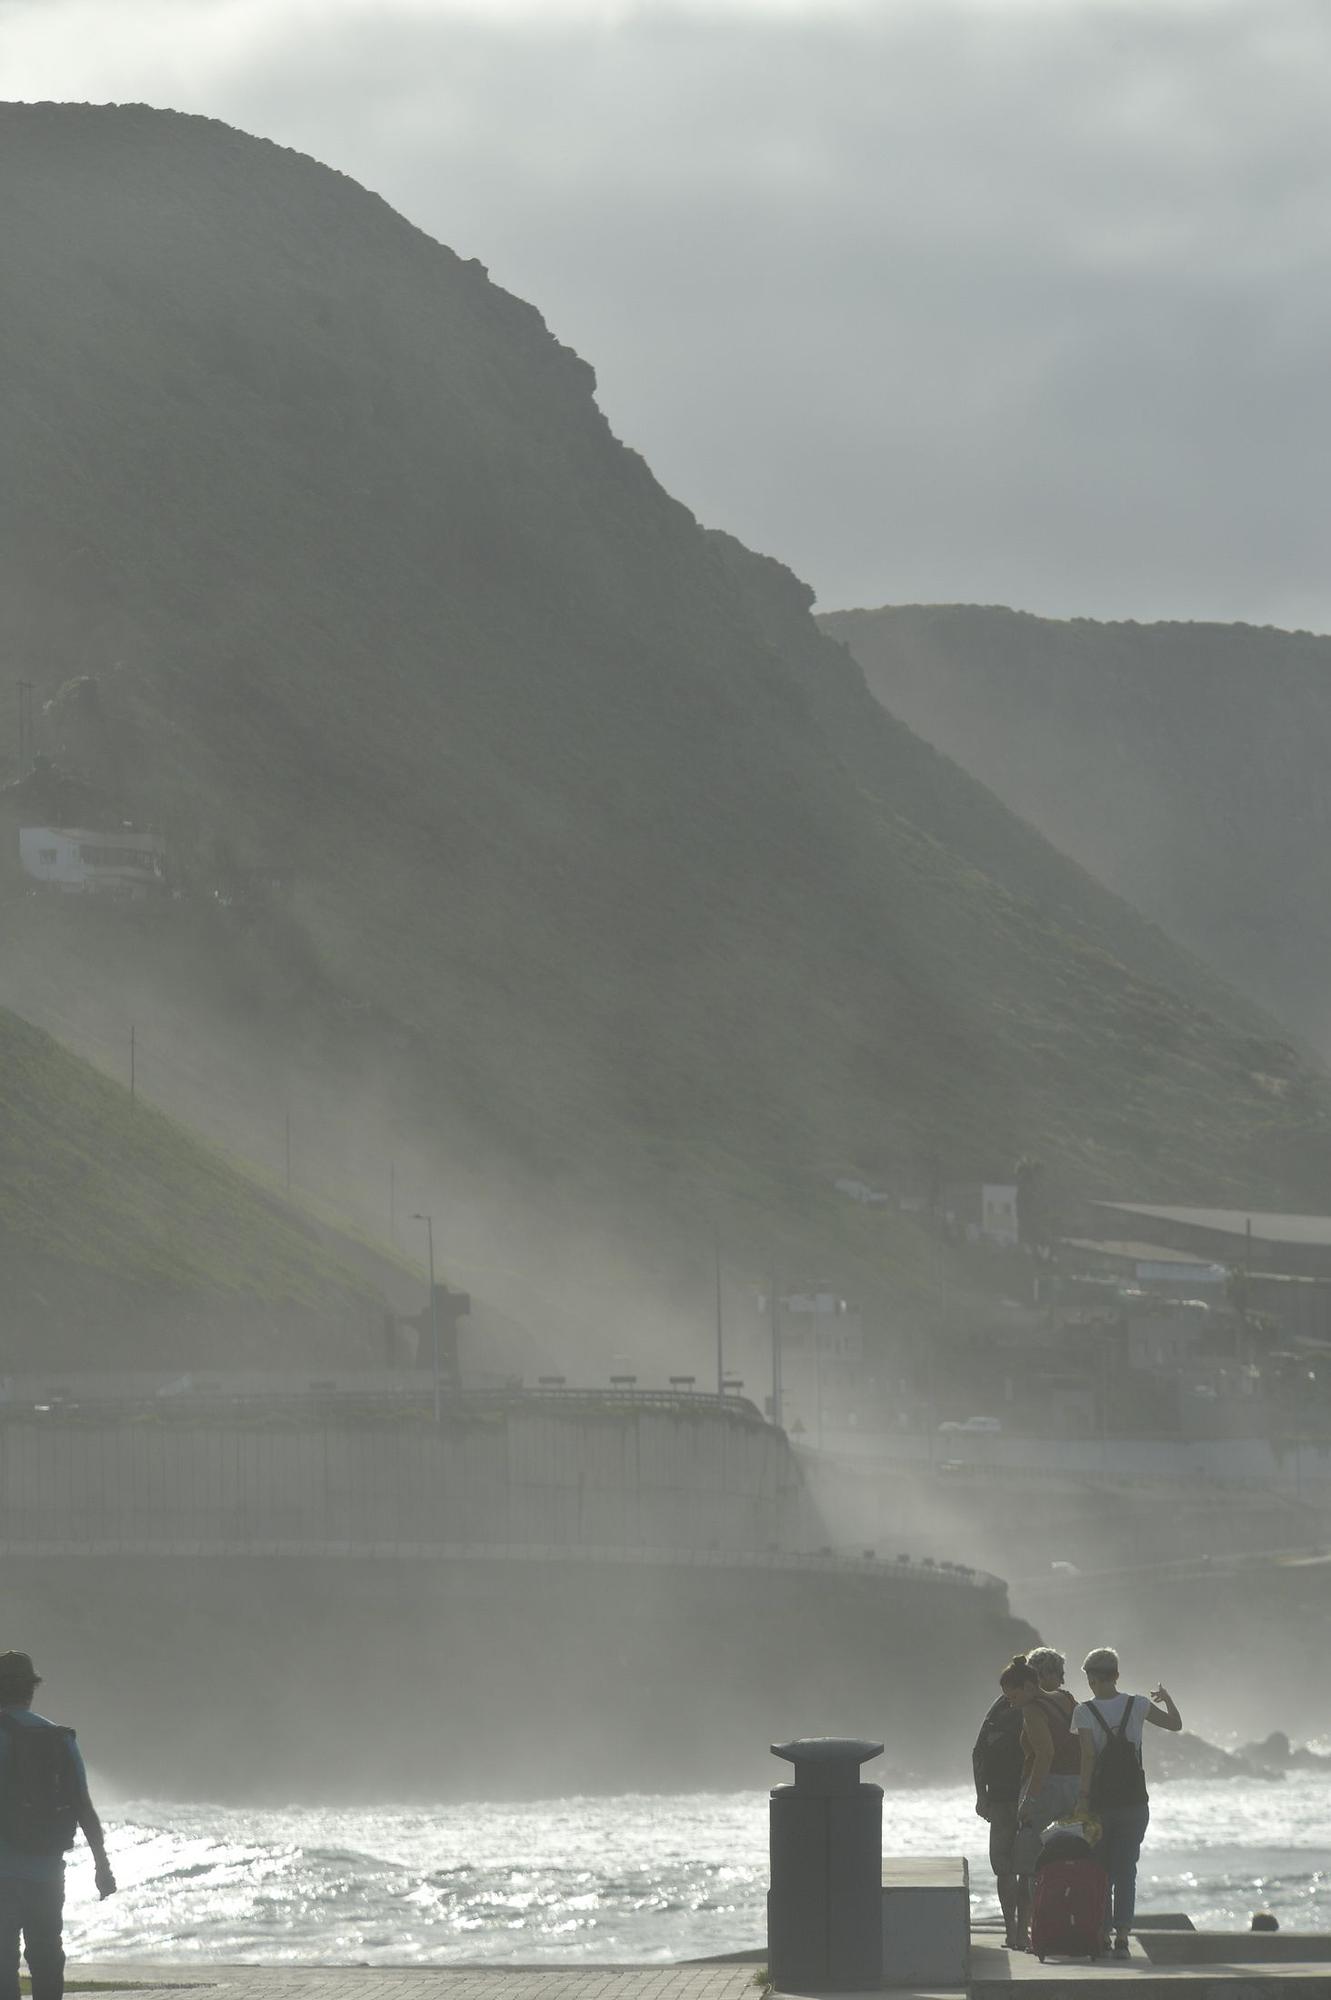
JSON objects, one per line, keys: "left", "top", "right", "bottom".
{"left": 820, "top": 604, "right": 1331, "bottom": 1062}
{"left": 4, "top": 100, "right": 1331, "bottom": 1303}
{"left": 0, "top": 1006, "right": 387, "bottom": 1365}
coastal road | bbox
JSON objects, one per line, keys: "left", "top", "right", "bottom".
{"left": 1013, "top": 1540, "right": 1331, "bottom": 1598}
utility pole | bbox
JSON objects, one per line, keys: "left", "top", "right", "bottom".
{"left": 284, "top": 1110, "right": 292, "bottom": 1195}
{"left": 389, "top": 1161, "right": 396, "bottom": 1249}
{"left": 1243, "top": 1215, "right": 1254, "bottom": 1375}
{"left": 927, "top": 1233, "right": 943, "bottom": 1464}
{"left": 16, "top": 681, "right": 33, "bottom": 778}
{"left": 413, "top": 1212, "right": 440, "bottom": 1423}
{"left": 129, "top": 1024, "right": 136, "bottom": 1103}
{"left": 714, "top": 1222, "right": 725, "bottom": 1398}
{"left": 814, "top": 1314, "right": 825, "bottom": 1451}
{"left": 769, "top": 1271, "right": 784, "bottom": 1429}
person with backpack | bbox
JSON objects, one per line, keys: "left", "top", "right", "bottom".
{"left": 971, "top": 1660, "right": 1029, "bottom": 1948}
{"left": 1073, "top": 1645, "right": 1182, "bottom": 1959}
{"left": 0, "top": 1651, "right": 116, "bottom": 2000}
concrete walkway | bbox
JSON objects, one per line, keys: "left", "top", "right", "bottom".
{"left": 69, "top": 1951, "right": 1331, "bottom": 1999}
{"left": 68, "top": 1964, "right": 760, "bottom": 2000}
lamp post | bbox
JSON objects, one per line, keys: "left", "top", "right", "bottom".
{"left": 412, "top": 1212, "right": 440, "bottom": 1422}
{"left": 713, "top": 1221, "right": 724, "bottom": 1398}
{"left": 769, "top": 1272, "right": 784, "bottom": 1430}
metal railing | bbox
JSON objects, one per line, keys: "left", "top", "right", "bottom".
{"left": 0, "top": 1532, "right": 1006, "bottom": 1587}
{"left": 0, "top": 1383, "right": 769, "bottom": 1427}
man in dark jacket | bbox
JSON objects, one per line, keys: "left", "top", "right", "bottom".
{"left": 0, "top": 1652, "right": 116, "bottom": 2000}
{"left": 973, "top": 1661, "right": 1030, "bottom": 1950}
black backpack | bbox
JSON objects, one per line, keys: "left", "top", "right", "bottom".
{"left": 1087, "top": 1699, "right": 1148, "bottom": 1811}
{"left": 0, "top": 1715, "right": 80, "bottom": 1854}
{"left": 979, "top": 1703, "right": 1024, "bottom": 1800}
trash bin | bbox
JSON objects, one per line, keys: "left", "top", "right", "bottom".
{"left": 768, "top": 1736, "right": 884, "bottom": 1991}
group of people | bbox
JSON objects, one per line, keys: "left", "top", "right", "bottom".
{"left": 972, "top": 1643, "right": 1182, "bottom": 1958}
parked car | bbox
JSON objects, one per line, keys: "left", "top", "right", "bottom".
{"left": 960, "top": 1415, "right": 1002, "bottom": 1433}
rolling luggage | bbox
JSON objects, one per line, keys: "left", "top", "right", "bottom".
{"left": 1029, "top": 1856, "right": 1109, "bottom": 1962}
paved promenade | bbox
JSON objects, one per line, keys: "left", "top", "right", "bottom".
{"left": 68, "top": 1950, "right": 1331, "bottom": 1998}
{"left": 68, "top": 1964, "right": 760, "bottom": 2000}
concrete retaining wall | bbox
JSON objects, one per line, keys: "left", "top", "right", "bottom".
{"left": 0, "top": 1405, "right": 818, "bottom": 1553}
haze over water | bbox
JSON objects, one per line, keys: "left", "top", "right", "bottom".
{"left": 67, "top": 1781, "right": 1330, "bottom": 1964}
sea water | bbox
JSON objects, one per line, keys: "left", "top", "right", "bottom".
{"left": 63, "top": 1777, "right": 1329, "bottom": 1964}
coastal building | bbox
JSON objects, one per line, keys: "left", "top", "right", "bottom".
{"left": 18, "top": 823, "right": 165, "bottom": 896}
{"left": 1060, "top": 1235, "right": 1228, "bottom": 1291}
{"left": 943, "top": 1181, "right": 1019, "bottom": 1247}
{"left": 832, "top": 1176, "right": 889, "bottom": 1204}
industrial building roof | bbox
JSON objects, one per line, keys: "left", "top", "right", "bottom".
{"left": 1063, "top": 1237, "right": 1227, "bottom": 1267}
{"left": 1095, "top": 1202, "right": 1331, "bottom": 1246}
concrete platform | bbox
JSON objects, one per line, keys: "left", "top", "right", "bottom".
{"left": 968, "top": 1935, "right": 1331, "bottom": 1993}
{"left": 882, "top": 1856, "right": 970, "bottom": 1988}
{"left": 771, "top": 1928, "right": 1331, "bottom": 1996}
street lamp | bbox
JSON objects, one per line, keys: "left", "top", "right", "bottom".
{"left": 412, "top": 1212, "right": 440, "bottom": 1422}
{"left": 768, "top": 1274, "right": 784, "bottom": 1431}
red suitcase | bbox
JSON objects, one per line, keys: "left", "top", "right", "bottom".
{"left": 1029, "top": 1858, "right": 1110, "bottom": 1962}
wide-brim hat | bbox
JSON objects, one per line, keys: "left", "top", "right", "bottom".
{"left": 0, "top": 1652, "right": 40, "bottom": 1693}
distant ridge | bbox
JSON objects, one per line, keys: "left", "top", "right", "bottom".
{"left": 3, "top": 100, "right": 1331, "bottom": 1260}
{"left": 820, "top": 602, "right": 1331, "bottom": 1064}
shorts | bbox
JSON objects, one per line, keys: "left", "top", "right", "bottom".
{"left": 1013, "top": 1774, "right": 1081, "bottom": 1875}
{"left": 987, "top": 1800, "right": 1020, "bottom": 1876}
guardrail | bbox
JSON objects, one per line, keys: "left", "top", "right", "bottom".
{"left": 0, "top": 1384, "right": 770, "bottom": 1427}
{"left": 0, "top": 1534, "right": 1007, "bottom": 1587}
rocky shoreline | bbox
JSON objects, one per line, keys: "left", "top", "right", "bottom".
{"left": 1155, "top": 1727, "right": 1331, "bottom": 1783}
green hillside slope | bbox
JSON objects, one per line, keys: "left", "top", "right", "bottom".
{"left": 0, "top": 1006, "right": 386, "bottom": 1365}
{"left": 3, "top": 101, "right": 1331, "bottom": 1243}
{"left": 820, "top": 604, "right": 1331, "bottom": 1063}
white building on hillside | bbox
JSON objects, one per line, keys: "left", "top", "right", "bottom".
{"left": 944, "top": 1182, "right": 1020, "bottom": 1247}
{"left": 19, "top": 825, "right": 165, "bottom": 897}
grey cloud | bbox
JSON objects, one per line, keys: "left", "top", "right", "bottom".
{"left": 7, "top": 0, "right": 1331, "bottom": 625}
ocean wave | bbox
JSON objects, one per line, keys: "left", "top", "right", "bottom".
{"left": 60, "top": 1777, "right": 1331, "bottom": 1964}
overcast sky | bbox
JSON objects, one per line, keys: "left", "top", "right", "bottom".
{"left": 5, "top": 0, "right": 1331, "bottom": 628}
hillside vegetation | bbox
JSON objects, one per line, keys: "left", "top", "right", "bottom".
{"left": 3, "top": 101, "right": 1331, "bottom": 1285}
{"left": 821, "top": 604, "right": 1331, "bottom": 1064}
{"left": 0, "top": 1006, "right": 386, "bottom": 1365}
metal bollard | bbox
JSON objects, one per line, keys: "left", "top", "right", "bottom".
{"left": 768, "top": 1737, "right": 884, "bottom": 1992}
